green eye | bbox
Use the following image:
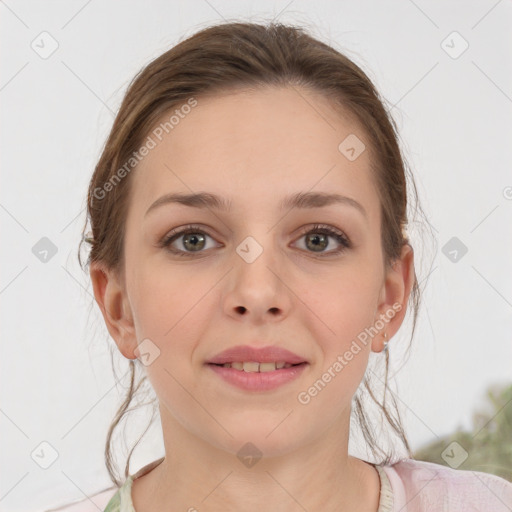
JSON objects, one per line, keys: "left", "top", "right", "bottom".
{"left": 294, "top": 224, "right": 351, "bottom": 255}
{"left": 160, "top": 225, "right": 219, "bottom": 257}
{"left": 159, "top": 223, "right": 351, "bottom": 258}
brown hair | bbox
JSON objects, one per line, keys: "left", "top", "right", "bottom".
{"left": 78, "top": 20, "right": 433, "bottom": 487}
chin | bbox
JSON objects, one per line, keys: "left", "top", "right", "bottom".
{"left": 206, "top": 419, "right": 305, "bottom": 460}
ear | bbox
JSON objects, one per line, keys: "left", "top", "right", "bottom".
{"left": 89, "top": 262, "right": 138, "bottom": 360}
{"left": 372, "top": 243, "right": 415, "bottom": 352}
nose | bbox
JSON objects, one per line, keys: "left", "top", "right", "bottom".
{"left": 222, "top": 236, "right": 292, "bottom": 324}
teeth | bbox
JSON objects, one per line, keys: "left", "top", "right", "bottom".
{"left": 259, "top": 362, "right": 277, "bottom": 372}
{"left": 218, "top": 361, "right": 295, "bottom": 372}
{"left": 243, "top": 361, "right": 260, "bottom": 372}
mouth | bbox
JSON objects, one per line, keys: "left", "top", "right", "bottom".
{"left": 207, "top": 361, "right": 308, "bottom": 372}
{"left": 206, "top": 344, "right": 308, "bottom": 369}
{"left": 206, "top": 361, "right": 309, "bottom": 391}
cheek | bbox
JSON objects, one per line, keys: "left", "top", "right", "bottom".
{"left": 130, "top": 262, "right": 212, "bottom": 332}
{"left": 127, "top": 265, "right": 215, "bottom": 431}
{"left": 298, "top": 268, "right": 379, "bottom": 345}
{"left": 127, "top": 265, "right": 216, "bottom": 381}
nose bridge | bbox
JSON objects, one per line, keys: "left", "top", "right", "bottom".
{"left": 223, "top": 228, "right": 290, "bottom": 319}
{"left": 234, "top": 230, "right": 278, "bottom": 289}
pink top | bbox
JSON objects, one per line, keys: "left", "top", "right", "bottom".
{"left": 382, "top": 458, "right": 512, "bottom": 510}
{"left": 47, "top": 458, "right": 512, "bottom": 511}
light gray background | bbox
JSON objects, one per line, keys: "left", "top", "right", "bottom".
{"left": 1, "top": 1, "right": 511, "bottom": 510}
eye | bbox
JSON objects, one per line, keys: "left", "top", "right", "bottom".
{"left": 158, "top": 223, "right": 351, "bottom": 258}
{"left": 293, "top": 224, "right": 351, "bottom": 256}
{"left": 159, "top": 225, "right": 220, "bottom": 257}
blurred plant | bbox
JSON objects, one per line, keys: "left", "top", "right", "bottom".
{"left": 413, "top": 381, "right": 512, "bottom": 481}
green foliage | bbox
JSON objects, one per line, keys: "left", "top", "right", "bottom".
{"left": 413, "top": 382, "right": 512, "bottom": 481}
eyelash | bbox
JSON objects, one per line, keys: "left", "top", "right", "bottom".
{"left": 159, "top": 223, "right": 351, "bottom": 258}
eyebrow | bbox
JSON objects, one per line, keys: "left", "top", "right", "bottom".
{"left": 144, "top": 191, "right": 367, "bottom": 220}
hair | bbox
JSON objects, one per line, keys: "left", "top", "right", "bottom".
{"left": 78, "top": 20, "right": 434, "bottom": 487}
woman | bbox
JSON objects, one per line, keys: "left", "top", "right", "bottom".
{"left": 57, "top": 21, "right": 512, "bottom": 512}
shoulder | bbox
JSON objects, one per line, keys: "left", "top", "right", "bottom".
{"left": 47, "top": 458, "right": 164, "bottom": 511}
{"left": 44, "top": 487, "right": 119, "bottom": 512}
{"left": 382, "top": 458, "right": 512, "bottom": 511}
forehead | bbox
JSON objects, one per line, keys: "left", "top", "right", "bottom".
{"left": 130, "top": 86, "right": 379, "bottom": 222}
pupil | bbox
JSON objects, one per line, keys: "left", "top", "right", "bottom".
{"left": 307, "top": 233, "right": 327, "bottom": 252}
{"left": 184, "top": 233, "right": 205, "bottom": 251}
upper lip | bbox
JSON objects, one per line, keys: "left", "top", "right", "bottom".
{"left": 206, "top": 345, "right": 308, "bottom": 365}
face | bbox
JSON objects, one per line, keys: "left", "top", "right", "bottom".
{"left": 92, "top": 86, "right": 413, "bottom": 458}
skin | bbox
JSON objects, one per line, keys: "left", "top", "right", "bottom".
{"left": 90, "top": 85, "right": 415, "bottom": 511}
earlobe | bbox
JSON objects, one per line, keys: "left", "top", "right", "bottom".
{"left": 89, "top": 263, "right": 138, "bottom": 360}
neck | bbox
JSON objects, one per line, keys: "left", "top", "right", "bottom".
{"left": 131, "top": 407, "right": 381, "bottom": 512}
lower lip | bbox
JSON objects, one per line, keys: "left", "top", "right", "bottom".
{"left": 206, "top": 363, "right": 308, "bottom": 391}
